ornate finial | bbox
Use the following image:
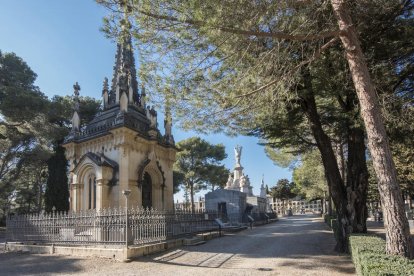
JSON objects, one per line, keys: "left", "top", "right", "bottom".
{"left": 140, "top": 83, "right": 146, "bottom": 108}
{"left": 73, "top": 82, "right": 80, "bottom": 112}
{"left": 102, "top": 77, "right": 109, "bottom": 109}
{"left": 71, "top": 82, "right": 81, "bottom": 132}
{"left": 73, "top": 82, "right": 81, "bottom": 97}
{"left": 102, "top": 77, "right": 109, "bottom": 94}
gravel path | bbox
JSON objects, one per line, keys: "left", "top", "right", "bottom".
{"left": 0, "top": 215, "right": 355, "bottom": 276}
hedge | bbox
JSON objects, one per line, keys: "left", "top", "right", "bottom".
{"left": 349, "top": 234, "right": 414, "bottom": 276}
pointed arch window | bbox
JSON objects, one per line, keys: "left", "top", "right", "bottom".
{"left": 93, "top": 177, "right": 96, "bottom": 209}
{"left": 88, "top": 175, "right": 96, "bottom": 210}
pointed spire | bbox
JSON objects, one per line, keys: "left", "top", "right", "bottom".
{"left": 102, "top": 77, "right": 109, "bottom": 109}
{"left": 71, "top": 82, "right": 81, "bottom": 132}
{"left": 108, "top": 3, "right": 140, "bottom": 108}
{"left": 140, "top": 83, "right": 146, "bottom": 108}
{"left": 102, "top": 77, "right": 109, "bottom": 95}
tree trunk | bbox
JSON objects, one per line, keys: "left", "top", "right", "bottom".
{"left": 300, "top": 69, "right": 350, "bottom": 253}
{"left": 346, "top": 127, "right": 368, "bottom": 233}
{"left": 322, "top": 196, "right": 326, "bottom": 214}
{"left": 190, "top": 182, "right": 195, "bottom": 213}
{"left": 334, "top": 141, "right": 346, "bottom": 181}
{"left": 328, "top": 189, "right": 333, "bottom": 216}
{"left": 331, "top": 0, "right": 413, "bottom": 258}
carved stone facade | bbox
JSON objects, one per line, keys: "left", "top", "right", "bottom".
{"left": 63, "top": 24, "right": 176, "bottom": 211}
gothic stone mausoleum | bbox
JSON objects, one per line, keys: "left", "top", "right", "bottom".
{"left": 63, "top": 32, "right": 176, "bottom": 211}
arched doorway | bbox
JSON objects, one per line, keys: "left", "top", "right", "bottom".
{"left": 142, "top": 172, "right": 152, "bottom": 208}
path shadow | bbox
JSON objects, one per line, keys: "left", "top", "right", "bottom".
{"left": 0, "top": 250, "right": 84, "bottom": 275}
{"left": 140, "top": 215, "right": 355, "bottom": 275}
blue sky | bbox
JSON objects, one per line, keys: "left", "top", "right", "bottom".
{"left": 0, "top": 0, "right": 292, "bottom": 200}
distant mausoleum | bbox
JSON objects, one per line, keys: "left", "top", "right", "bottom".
{"left": 63, "top": 28, "right": 176, "bottom": 211}
{"left": 205, "top": 146, "right": 270, "bottom": 221}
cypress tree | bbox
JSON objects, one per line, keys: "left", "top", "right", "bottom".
{"left": 44, "top": 142, "right": 69, "bottom": 212}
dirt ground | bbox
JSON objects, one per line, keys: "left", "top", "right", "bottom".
{"left": 0, "top": 215, "right": 355, "bottom": 276}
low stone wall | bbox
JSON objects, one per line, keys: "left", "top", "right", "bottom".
{"left": 4, "top": 243, "right": 125, "bottom": 260}
{"left": 127, "top": 239, "right": 183, "bottom": 259}
{"left": 2, "top": 231, "right": 220, "bottom": 261}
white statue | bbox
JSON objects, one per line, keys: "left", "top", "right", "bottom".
{"left": 240, "top": 174, "right": 247, "bottom": 187}
{"left": 234, "top": 145, "right": 242, "bottom": 165}
{"left": 225, "top": 173, "right": 233, "bottom": 189}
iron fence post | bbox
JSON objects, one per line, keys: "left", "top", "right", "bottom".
{"left": 122, "top": 190, "right": 131, "bottom": 248}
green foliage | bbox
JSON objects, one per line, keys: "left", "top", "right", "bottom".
{"left": 270, "top": 179, "right": 297, "bottom": 201}
{"left": 349, "top": 235, "right": 414, "bottom": 276}
{"left": 367, "top": 160, "right": 380, "bottom": 203}
{"left": 265, "top": 146, "right": 299, "bottom": 169}
{"left": 292, "top": 150, "right": 328, "bottom": 201}
{"left": 49, "top": 95, "right": 101, "bottom": 130}
{"left": 174, "top": 137, "right": 229, "bottom": 211}
{"left": 0, "top": 51, "right": 47, "bottom": 125}
{"left": 0, "top": 51, "right": 54, "bottom": 222}
{"left": 387, "top": 106, "right": 414, "bottom": 196}
{"left": 44, "top": 143, "right": 69, "bottom": 212}
{"left": 172, "top": 170, "right": 184, "bottom": 194}
{"left": 0, "top": 51, "right": 100, "bottom": 218}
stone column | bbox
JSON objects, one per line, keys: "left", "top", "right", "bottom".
{"left": 95, "top": 178, "right": 105, "bottom": 210}
{"left": 71, "top": 183, "right": 79, "bottom": 211}
{"left": 118, "top": 145, "right": 130, "bottom": 208}
{"left": 128, "top": 179, "right": 139, "bottom": 208}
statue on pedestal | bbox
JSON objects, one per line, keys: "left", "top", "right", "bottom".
{"left": 234, "top": 145, "right": 242, "bottom": 165}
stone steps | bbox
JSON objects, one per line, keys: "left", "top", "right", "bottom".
{"left": 183, "top": 236, "right": 206, "bottom": 246}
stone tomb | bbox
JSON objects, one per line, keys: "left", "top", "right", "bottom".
{"left": 205, "top": 145, "right": 268, "bottom": 222}
{"left": 205, "top": 189, "right": 246, "bottom": 222}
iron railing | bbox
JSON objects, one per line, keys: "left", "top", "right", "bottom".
{"left": 6, "top": 208, "right": 220, "bottom": 246}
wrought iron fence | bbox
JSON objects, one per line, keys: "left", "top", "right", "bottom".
{"left": 6, "top": 208, "right": 220, "bottom": 246}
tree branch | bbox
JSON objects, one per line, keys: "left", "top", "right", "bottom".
{"left": 138, "top": 10, "right": 339, "bottom": 41}
{"left": 235, "top": 37, "right": 339, "bottom": 98}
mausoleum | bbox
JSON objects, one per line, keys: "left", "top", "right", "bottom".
{"left": 63, "top": 26, "right": 176, "bottom": 211}
{"left": 205, "top": 145, "right": 268, "bottom": 221}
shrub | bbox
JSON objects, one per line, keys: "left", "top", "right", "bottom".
{"left": 349, "top": 234, "right": 414, "bottom": 275}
